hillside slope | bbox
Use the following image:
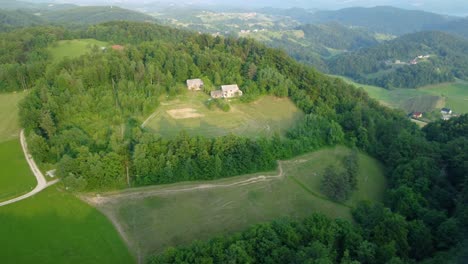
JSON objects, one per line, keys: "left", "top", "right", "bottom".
{"left": 0, "top": 10, "right": 45, "bottom": 31}
{"left": 41, "top": 6, "right": 156, "bottom": 25}
{"left": 327, "top": 31, "right": 468, "bottom": 88}
{"left": 309, "top": 6, "right": 453, "bottom": 35}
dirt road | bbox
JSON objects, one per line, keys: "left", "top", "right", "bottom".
{"left": 84, "top": 161, "right": 284, "bottom": 206}
{"left": 0, "top": 130, "right": 59, "bottom": 207}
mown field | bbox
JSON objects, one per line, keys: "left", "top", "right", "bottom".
{"left": 48, "top": 39, "right": 108, "bottom": 63}
{"left": 0, "top": 92, "right": 35, "bottom": 202}
{"left": 334, "top": 76, "right": 468, "bottom": 114}
{"left": 0, "top": 139, "right": 36, "bottom": 202}
{"left": 0, "top": 187, "right": 134, "bottom": 264}
{"left": 93, "top": 146, "right": 385, "bottom": 259}
{"left": 0, "top": 92, "right": 25, "bottom": 142}
{"left": 144, "top": 93, "right": 304, "bottom": 138}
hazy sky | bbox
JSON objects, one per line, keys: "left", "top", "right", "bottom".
{"left": 43, "top": 0, "right": 468, "bottom": 16}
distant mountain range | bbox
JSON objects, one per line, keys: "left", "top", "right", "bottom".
{"left": 20, "top": 0, "right": 468, "bottom": 16}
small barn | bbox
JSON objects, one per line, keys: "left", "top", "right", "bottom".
{"left": 210, "top": 90, "right": 223, "bottom": 99}
{"left": 186, "top": 79, "right": 204, "bottom": 91}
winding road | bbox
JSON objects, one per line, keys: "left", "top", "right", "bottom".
{"left": 0, "top": 130, "right": 59, "bottom": 207}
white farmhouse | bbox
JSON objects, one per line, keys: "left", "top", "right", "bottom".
{"left": 221, "top": 84, "right": 243, "bottom": 98}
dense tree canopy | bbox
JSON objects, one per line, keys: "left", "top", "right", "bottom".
{"left": 327, "top": 31, "right": 468, "bottom": 88}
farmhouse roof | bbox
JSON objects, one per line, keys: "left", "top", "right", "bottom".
{"left": 441, "top": 108, "right": 451, "bottom": 112}
{"left": 111, "top": 45, "right": 124, "bottom": 51}
{"left": 221, "top": 84, "right": 240, "bottom": 92}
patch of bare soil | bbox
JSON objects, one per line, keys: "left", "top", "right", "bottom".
{"left": 167, "top": 108, "right": 204, "bottom": 119}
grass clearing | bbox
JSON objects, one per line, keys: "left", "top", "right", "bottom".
{"left": 0, "top": 187, "right": 134, "bottom": 264}
{"left": 333, "top": 75, "right": 468, "bottom": 114}
{"left": 48, "top": 39, "right": 108, "bottom": 63}
{"left": 90, "top": 146, "right": 385, "bottom": 259}
{"left": 0, "top": 92, "right": 25, "bottom": 142}
{"left": 0, "top": 139, "right": 36, "bottom": 202}
{"left": 144, "top": 93, "right": 304, "bottom": 138}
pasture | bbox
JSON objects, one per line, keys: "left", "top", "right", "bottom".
{"left": 0, "top": 139, "right": 36, "bottom": 202}
{"left": 0, "top": 187, "right": 134, "bottom": 264}
{"left": 90, "top": 146, "right": 385, "bottom": 259}
{"left": 0, "top": 92, "right": 25, "bottom": 142}
{"left": 334, "top": 76, "right": 468, "bottom": 114}
{"left": 48, "top": 39, "right": 108, "bottom": 63}
{"left": 144, "top": 93, "right": 304, "bottom": 138}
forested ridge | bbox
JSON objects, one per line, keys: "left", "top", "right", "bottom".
{"left": 7, "top": 21, "right": 466, "bottom": 263}
{"left": 327, "top": 31, "right": 468, "bottom": 88}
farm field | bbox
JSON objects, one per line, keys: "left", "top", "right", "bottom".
{"left": 0, "top": 139, "right": 36, "bottom": 202}
{"left": 87, "top": 146, "right": 385, "bottom": 259}
{"left": 0, "top": 187, "right": 134, "bottom": 264}
{"left": 0, "top": 92, "right": 26, "bottom": 142}
{"left": 334, "top": 76, "right": 468, "bottom": 114}
{"left": 48, "top": 39, "right": 108, "bottom": 63}
{"left": 144, "top": 93, "right": 304, "bottom": 138}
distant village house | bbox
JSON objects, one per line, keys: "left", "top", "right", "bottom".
{"left": 411, "top": 112, "right": 423, "bottom": 119}
{"left": 186, "top": 79, "right": 204, "bottom": 91}
{"left": 441, "top": 108, "right": 452, "bottom": 115}
{"left": 111, "top": 45, "right": 124, "bottom": 51}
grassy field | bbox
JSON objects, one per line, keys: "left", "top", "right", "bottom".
{"left": 0, "top": 187, "right": 134, "bottom": 264}
{"left": 48, "top": 39, "right": 108, "bottom": 63}
{"left": 334, "top": 76, "right": 468, "bottom": 114}
{"left": 0, "top": 139, "right": 36, "bottom": 202}
{"left": 0, "top": 92, "right": 35, "bottom": 202}
{"left": 0, "top": 92, "right": 25, "bottom": 142}
{"left": 0, "top": 90, "right": 133, "bottom": 263}
{"left": 144, "top": 93, "right": 304, "bottom": 138}
{"left": 93, "top": 146, "right": 385, "bottom": 259}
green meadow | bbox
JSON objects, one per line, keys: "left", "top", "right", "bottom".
{"left": 0, "top": 187, "right": 134, "bottom": 264}
{"left": 0, "top": 92, "right": 25, "bottom": 142}
{"left": 0, "top": 139, "right": 36, "bottom": 202}
{"left": 145, "top": 93, "right": 304, "bottom": 138}
{"left": 334, "top": 75, "right": 468, "bottom": 114}
{"left": 95, "top": 146, "right": 385, "bottom": 259}
{"left": 48, "top": 39, "right": 108, "bottom": 63}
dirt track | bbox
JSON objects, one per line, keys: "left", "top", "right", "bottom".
{"left": 80, "top": 161, "right": 285, "bottom": 263}
{"left": 83, "top": 161, "right": 284, "bottom": 206}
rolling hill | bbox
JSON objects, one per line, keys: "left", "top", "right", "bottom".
{"left": 0, "top": 10, "right": 45, "bottom": 31}
{"left": 40, "top": 6, "right": 157, "bottom": 25}
{"left": 428, "top": 17, "right": 468, "bottom": 39}
{"left": 310, "top": 6, "right": 454, "bottom": 35}
{"left": 327, "top": 31, "right": 468, "bottom": 88}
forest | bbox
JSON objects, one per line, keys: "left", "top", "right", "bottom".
{"left": 5, "top": 21, "right": 466, "bottom": 263}
{"left": 327, "top": 31, "right": 468, "bottom": 88}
